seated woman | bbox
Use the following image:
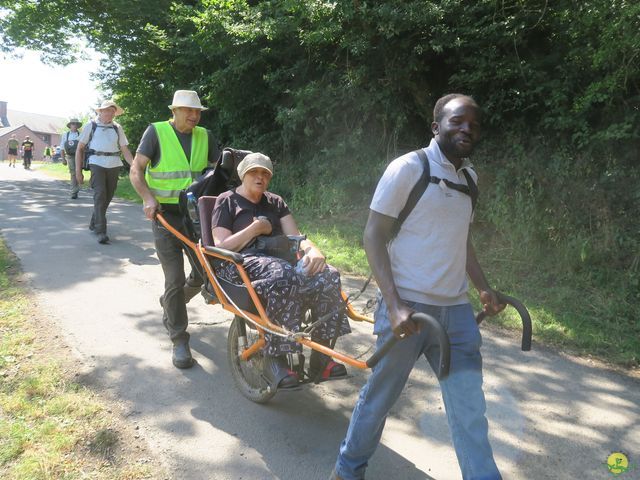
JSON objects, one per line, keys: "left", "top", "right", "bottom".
{"left": 211, "top": 152, "right": 351, "bottom": 389}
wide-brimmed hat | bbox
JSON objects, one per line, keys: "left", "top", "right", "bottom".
{"left": 237, "top": 153, "right": 273, "bottom": 180}
{"left": 95, "top": 100, "right": 124, "bottom": 116}
{"left": 168, "top": 90, "right": 208, "bottom": 111}
{"left": 66, "top": 118, "right": 83, "bottom": 128}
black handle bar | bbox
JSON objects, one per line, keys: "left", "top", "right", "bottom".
{"left": 476, "top": 292, "right": 532, "bottom": 352}
{"left": 366, "top": 312, "right": 450, "bottom": 380}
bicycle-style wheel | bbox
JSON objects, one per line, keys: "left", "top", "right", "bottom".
{"left": 227, "top": 315, "right": 276, "bottom": 403}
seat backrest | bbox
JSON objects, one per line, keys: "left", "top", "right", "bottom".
{"left": 198, "top": 196, "right": 218, "bottom": 247}
{"left": 219, "top": 148, "right": 253, "bottom": 189}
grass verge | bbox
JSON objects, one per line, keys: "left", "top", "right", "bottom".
{"left": 0, "top": 237, "right": 166, "bottom": 480}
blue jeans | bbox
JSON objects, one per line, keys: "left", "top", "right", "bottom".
{"left": 334, "top": 297, "right": 501, "bottom": 480}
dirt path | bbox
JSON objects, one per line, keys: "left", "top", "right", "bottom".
{"left": 1, "top": 163, "right": 638, "bottom": 480}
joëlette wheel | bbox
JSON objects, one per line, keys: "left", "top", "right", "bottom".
{"left": 227, "top": 315, "right": 276, "bottom": 403}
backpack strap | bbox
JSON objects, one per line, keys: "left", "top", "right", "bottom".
{"left": 391, "top": 149, "right": 479, "bottom": 239}
{"left": 87, "top": 121, "right": 120, "bottom": 148}
{"left": 391, "top": 149, "right": 430, "bottom": 238}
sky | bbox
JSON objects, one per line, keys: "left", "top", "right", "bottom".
{"left": 0, "top": 48, "right": 105, "bottom": 119}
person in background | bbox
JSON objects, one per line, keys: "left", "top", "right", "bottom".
{"left": 129, "top": 90, "right": 220, "bottom": 369}
{"left": 61, "top": 119, "right": 83, "bottom": 199}
{"left": 21, "top": 136, "right": 34, "bottom": 170}
{"left": 76, "top": 101, "right": 133, "bottom": 244}
{"left": 43, "top": 145, "right": 52, "bottom": 162}
{"left": 331, "top": 94, "right": 505, "bottom": 480}
{"left": 52, "top": 145, "right": 61, "bottom": 163}
{"left": 7, "top": 133, "right": 19, "bottom": 167}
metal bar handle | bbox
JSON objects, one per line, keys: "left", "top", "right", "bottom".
{"left": 366, "top": 312, "right": 451, "bottom": 380}
{"left": 476, "top": 292, "right": 532, "bottom": 351}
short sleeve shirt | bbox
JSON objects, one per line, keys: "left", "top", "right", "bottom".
{"left": 212, "top": 189, "right": 291, "bottom": 236}
{"left": 78, "top": 120, "right": 128, "bottom": 168}
{"left": 370, "top": 138, "right": 477, "bottom": 306}
{"left": 136, "top": 123, "right": 220, "bottom": 169}
{"left": 7, "top": 139, "right": 19, "bottom": 149}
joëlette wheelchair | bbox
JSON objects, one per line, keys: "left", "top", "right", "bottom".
{"left": 155, "top": 148, "right": 532, "bottom": 403}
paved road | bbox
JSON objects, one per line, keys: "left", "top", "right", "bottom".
{"left": 0, "top": 163, "right": 638, "bottom": 480}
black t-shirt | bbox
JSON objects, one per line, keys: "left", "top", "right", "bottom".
{"left": 136, "top": 123, "right": 220, "bottom": 169}
{"left": 212, "top": 189, "right": 291, "bottom": 236}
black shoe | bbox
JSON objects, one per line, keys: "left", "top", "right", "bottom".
{"left": 97, "top": 233, "right": 110, "bottom": 244}
{"left": 263, "top": 355, "right": 300, "bottom": 390}
{"left": 309, "top": 350, "right": 347, "bottom": 383}
{"left": 71, "top": 193, "right": 78, "bottom": 199}
{"left": 89, "top": 224, "right": 95, "bottom": 232}
{"left": 172, "top": 342, "right": 194, "bottom": 369}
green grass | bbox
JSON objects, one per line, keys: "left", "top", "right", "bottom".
{"left": 0, "top": 239, "right": 163, "bottom": 479}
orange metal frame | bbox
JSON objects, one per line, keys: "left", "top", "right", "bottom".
{"left": 156, "top": 213, "right": 374, "bottom": 369}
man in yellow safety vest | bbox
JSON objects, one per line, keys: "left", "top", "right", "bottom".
{"left": 130, "top": 90, "right": 221, "bottom": 368}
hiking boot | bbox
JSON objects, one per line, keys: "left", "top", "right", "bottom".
{"left": 172, "top": 342, "right": 194, "bottom": 369}
{"left": 97, "top": 233, "right": 110, "bottom": 244}
{"left": 71, "top": 193, "right": 78, "bottom": 199}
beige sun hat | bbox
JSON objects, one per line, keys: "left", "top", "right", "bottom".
{"left": 237, "top": 153, "right": 273, "bottom": 180}
{"left": 66, "top": 118, "right": 83, "bottom": 128}
{"left": 168, "top": 90, "right": 208, "bottom": 111}
{"left": 95, "top": 100, "right": 124, "bottom": 116}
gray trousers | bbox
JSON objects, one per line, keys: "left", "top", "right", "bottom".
{"left": 89, "top": 165, "right": 120, "bottom": 234}
{"left": 65, "top": 154, "right": 80, "bottom": 195}
{"left": 152, "top": 210, "right": 203, "bottom": 345}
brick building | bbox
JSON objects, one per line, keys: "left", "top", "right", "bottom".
{"left": 0, "top": 100, "right": 67, "bottom": 160}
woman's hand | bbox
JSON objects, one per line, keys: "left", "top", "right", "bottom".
{"left": 252, "top": 216, "right": 273, "bottom": 236}
{"left": 302, "top": 246, "right": 326, "bottom": 276}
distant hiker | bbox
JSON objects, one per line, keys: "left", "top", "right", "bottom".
{"left": 129, "top": 90, "right": 220, "bottom": 369}
{"left": 331, "top": 94, "right": 505, "bottom": 480}
{"left": 43, "top": 145, "right": 52, "bottom": 162}
{"left": 21, "top": 136, "right": 34, "bottom": 170}
{"left": 7, "top": 133, "right": 18, "bottom": 167}
{"left": 61, "top": 118, "right": 83, "bottom": 199}
{"left": 75, "top": 100, "right": 133, "bottom": 244}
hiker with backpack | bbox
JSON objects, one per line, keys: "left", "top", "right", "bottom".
{"left": 61, "top": 118, "right": 83, "bottom": 199}
{"left": 129, "top": 90, "right": 220, "bottom": 369}
{"left": 331, "top": 94, "right": 505, "bottom": 480}
{"left": 75, "top": 100, "right": 133, "bottom": 244}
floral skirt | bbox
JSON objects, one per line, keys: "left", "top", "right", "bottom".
{"left": 215, "top": 254, "right": 351, "bottom": 356}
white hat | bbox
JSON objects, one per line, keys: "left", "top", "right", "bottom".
{"left": 95, "top": 100, "right": 124, "bottom": 116}
{"left": 168, "top": 90, "right": 208, "bottom": 111}
{"left": 237, "top": 153, "right": 273, "bottom": 180}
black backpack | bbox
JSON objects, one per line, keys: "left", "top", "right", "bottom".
{"left": 390, "top": 149, "right": 478, "bottom": 238}
{"left": 62, "top": 131, "right": 79, "bottom": 156}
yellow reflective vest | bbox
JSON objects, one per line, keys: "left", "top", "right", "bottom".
{"left": 145, "top": 121, "right": 208, "bottom": 204}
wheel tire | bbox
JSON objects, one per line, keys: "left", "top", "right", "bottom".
{"left": 227, "top": 315, "right": 276, "bottom": 403}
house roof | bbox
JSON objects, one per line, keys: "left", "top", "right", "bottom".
{"left": 0, "top": 125, "right": 24, "bottom": 137}
{"left": 4, "top": 109, "right": 66, "bottom": 134}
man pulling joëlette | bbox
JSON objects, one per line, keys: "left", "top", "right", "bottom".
{"left": 331, "top": 93, "right": 505, "bottom": 480}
